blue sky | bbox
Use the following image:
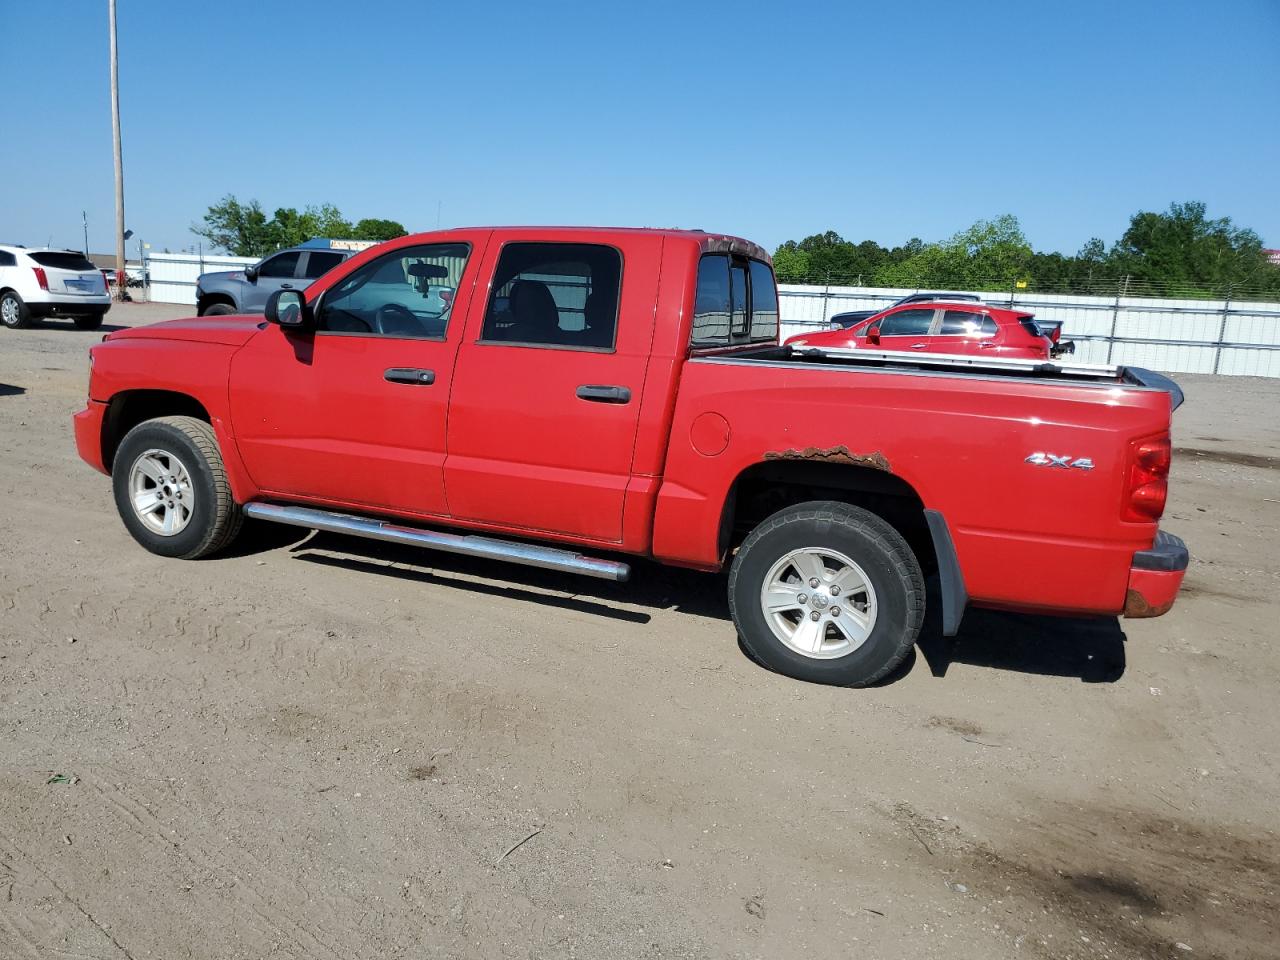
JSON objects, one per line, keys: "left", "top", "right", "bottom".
{"left": 2, "top": 0, "right": 1278, "bottom": 256}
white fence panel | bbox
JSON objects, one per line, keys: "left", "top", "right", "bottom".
{"left": 148, "top": 252, "right": 257, "bottom": 306}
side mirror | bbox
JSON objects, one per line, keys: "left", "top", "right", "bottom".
{"left": 244, "top": 264, "right": 259, "bottom": 282}
{"left": 265, "top": 289, "right": 312, "bottom": 330}
{"left": 865, "top": 325, "right": 881, "bottom": 345}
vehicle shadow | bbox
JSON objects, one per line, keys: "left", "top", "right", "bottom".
{"left": 273, "top": 530, "right": 1125, "bottom": 684}
{"left": 284, "top": 530, "right": 729, "bottom": 626}
{"left": 36, "top": 322, "right": 129, "bottom": 332}
{"left": 0, "top": 383, "right": 26, "bottom": 398}
{"left": 914, "top": 576, "right": 1127, "bottom": 683}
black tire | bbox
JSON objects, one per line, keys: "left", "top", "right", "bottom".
{"left": 111, "top": 416, "right": 244, "bottom": 559}
{"left": 200, "top": 302, "right": 236, "bottom": 316}
{"left": 73, "top": 314, "right": 104, "bottom": 330}
{"left": 728, "top": 501, "right": 925, "bottom": 686}
{"left": 1, "top": 290, "right": 32, "bottom": 329}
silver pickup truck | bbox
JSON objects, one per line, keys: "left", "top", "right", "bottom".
{"left": 195, "top": 239, "right": 376, "bottom": 316}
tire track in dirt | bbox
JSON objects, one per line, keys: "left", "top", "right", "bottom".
{"left": 0, "top": 838, "right": 137, "bottom": 959}
{"left": 72, "top": 771, "right": 355, "bottom": 960}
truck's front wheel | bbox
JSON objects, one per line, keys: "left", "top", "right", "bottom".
{"left": 729, "top": 501, "right": 924, "bottom": 686}
{"left": 111, "top": 416, "right": 243, "bottom": 559}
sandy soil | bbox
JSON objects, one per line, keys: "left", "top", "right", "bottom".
{"left": 1, "top": 303, "right": 1277, "bottom": 960}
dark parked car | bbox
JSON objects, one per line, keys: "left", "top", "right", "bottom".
{"left": 827, "top": 292, "right": 981, "bottom": 330}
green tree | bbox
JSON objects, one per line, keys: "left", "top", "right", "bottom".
{"left": 194, "top": 196, "right": 410, "bottom": 256}
{"left": 771, "top": 243, "right": 810, "bottom": 282}
{"left": 1108, "top": 201, "right": 1280, "bottom": 294}
{"left": 269, "top": 204, "right": 355, "bottom": 249}
{"left": 875, "top": 214, "right": 1033, "bottom": 287}
{"left": 772, "top": 232, "right": 915, "bottom": 284}
{"left": 192, "top": 195, "right": 275, "bottom": 257}
{"left": 353, "top": 218, "right": 409, "bottom": 242}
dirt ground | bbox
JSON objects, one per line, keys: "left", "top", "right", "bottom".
{"left": 1, "top": 302, "right": 1277, "bottom": 960}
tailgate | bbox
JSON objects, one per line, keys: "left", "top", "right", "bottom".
{"left": 48, "top": 269, "right": 108, "bottom": 296}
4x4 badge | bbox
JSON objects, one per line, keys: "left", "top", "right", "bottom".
{"left": 1025, "top": 452, "right": 1094, "bottom": 470}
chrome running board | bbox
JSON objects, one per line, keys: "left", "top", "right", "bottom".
{"left": 244, "top": 502, "right": 631, "bottom": 582}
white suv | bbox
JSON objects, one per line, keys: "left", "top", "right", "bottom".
{"left": 0, "top": 245, "right": 112, "bottom": 330}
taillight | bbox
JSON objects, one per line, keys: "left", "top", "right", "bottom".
{"left": 1124, "top": 436, "right": 1171, "bottom": 522}
{"left": 32, "top": 267, "right": 48, "bottom": 290}
{"left": 101, "top": 269, "right": 112, "bottom": 290}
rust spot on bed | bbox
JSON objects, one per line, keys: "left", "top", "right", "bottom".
{"left": 764, "top": 446, "right": 891, "bottom": 471}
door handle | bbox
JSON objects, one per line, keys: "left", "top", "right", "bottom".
{"left": 576, "top": 384, "right": 631, "bottom": 404}
{"left": 281, "top": 283, "right": 294, "bottom": 289}
{"left": 910, "top": 342, "right": 928, "bottom": 349}
{"left": 978, "top": 341, "right": 996, "bottom": 349}
{"left": 384, "top": 367, "right": 436, "bottom": 385}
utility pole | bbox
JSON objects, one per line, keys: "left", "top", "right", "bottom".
{"left": 108, "top": 0, "right": 126, "bottom": 297}
{"left": 82, "top": 211, "right": 89, "bottom": 256}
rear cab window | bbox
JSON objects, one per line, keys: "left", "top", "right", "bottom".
{"left": 692, "top": 254, "right": 778, "bottom": 349}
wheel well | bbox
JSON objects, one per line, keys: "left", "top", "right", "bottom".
{"left": 196, "top": 292, "right": 235, "bottom": 314}
{"left": 102, "top": 390, "right": 212, "bottom": 472}
{"left": 721, "top": 460, "right": 935, "bottom": 573}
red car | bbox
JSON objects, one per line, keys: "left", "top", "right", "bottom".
{"left": 786, "top": 300, "right": 1058, "bottom": 359}
{"left": 74, "top": 227, "right": 1185, "bottom": 687}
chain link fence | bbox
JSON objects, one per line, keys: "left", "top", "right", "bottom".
{"left": 777, "top": 273, "right": 1280, "bottom": 304}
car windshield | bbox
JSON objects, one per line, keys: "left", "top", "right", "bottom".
{"left": 29, "top": 252, "right": 98, "bottom": 271}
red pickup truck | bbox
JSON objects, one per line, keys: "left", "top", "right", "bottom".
{"left": 74, "top": 227, "right": 1188, "bottom": 686}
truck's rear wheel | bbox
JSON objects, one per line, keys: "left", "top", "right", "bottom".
{"left": 200, "top": 302, "right": 236, "bottom": 316}
{"left": 111, "top": 416, "right": 243, "bottom": 559}
{"left": 729, "top": 501, "right": 924, "bottom": 686}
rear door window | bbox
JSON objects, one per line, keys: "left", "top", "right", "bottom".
{"left": 28, "top": 251, "right": 98, "bottom": 271}
{"left": 303, "top": 251, "right": 345, "bottom": 279}
{"left": 258, "top": 251, "right": 301, "bottom": 278}
{"left": 0, "top": 251, "right": 16, "bottom": 267}
{"left": 877, "top": 308, "right": 936, "bottom": 337}
{"left": 481, "top": 242, "right": 622, "bottom": 350}
{"left": 939, "top": 310, "right": 995, "bottom": 336}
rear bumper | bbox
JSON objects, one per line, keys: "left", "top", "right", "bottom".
{"left": 30, "top": 301, "right": 111, "bottom": 319}
{"left": 73, "top": 400, "right": 110, "bottom": 475}
{"left": 1124, "top": 530, "right": 1188, "bottom": 618}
